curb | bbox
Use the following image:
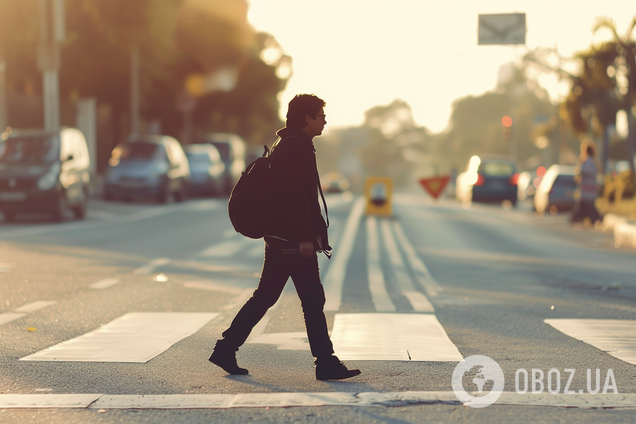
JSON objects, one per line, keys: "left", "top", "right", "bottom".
{"left": 2, "top": 391, "right": 636, "bottom": 410}
{"left": 601, "top": 213, "right": 636, "bottom": 249}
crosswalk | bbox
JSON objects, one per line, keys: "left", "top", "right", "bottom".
{"left": 2, "top": 195, "right": 636, "bottom": 378}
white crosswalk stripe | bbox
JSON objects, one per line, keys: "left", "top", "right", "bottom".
{"left": 21, "top": 312, "right": 219, "bottom": 363}
{"left": 366, "top": 216, "right": 395, "bottom": 311}
{"left": 380, "top": 219, "right": 434, "bottom": 312}
{"left": 545, "top": 319, "right": 636, "bottom": 365}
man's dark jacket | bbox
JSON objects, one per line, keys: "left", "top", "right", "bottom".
{"left": 266, "top": 127, "right": 330, "bottom": 252}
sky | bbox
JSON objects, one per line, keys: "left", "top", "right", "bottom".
{"left": 247, "top": 0, "right": 634, "bottom": 133}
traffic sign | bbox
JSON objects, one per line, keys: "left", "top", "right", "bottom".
{"left": 364, "top": 177, "right": 393, "bottom": 216}
{"left": 478, "top": 13, "right": 526, "bottom": 45}
{"left": 419, "top": 176, "right": 451, "bottom": 199}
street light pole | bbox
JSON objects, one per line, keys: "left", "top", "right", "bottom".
{"left": 38, "top": 0, "right": 64, "bottom": 132}
{"left": 130, "top": 47, "right": 140, "bottom": 136}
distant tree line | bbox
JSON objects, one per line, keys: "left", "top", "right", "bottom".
{"left": 0, "top": 0, "right": 290, "bottom": 172}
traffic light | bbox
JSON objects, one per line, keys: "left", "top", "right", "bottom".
{"left": 502, "top": 115, "right": 513, "bottom": 140}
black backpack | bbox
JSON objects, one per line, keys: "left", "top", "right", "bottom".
{"left": 227, "top": 145, "right": 274, "bottom": 239}
{"left": 227, "top": 142, "right": 330, "bottom": 244}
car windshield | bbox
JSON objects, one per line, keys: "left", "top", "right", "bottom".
{"left": 119, "top": 142, "right": 165, "bottom": 162}
{"left": 186, "top": 152, "right": 211, "bottom": 165}
{"left": 0, "top": 135, "right": 60, "bottom": 165}
{"left": 209, "top": 142, "right": 230, "bottom": 162}
{"left": 480, "top": 162, "right": 515, "bottom": 176}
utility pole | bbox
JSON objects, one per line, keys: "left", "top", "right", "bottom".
{"left": 38, "top": 0, "right": 64, "bottom": 132}
{"left": 130, "top": 47, "right": 140, "bottom": 136}
{"left": 0, "top": 55, "right": 7, "bottom": 132}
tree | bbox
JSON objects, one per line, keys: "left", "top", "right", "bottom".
{"left": 0, "top": 0, "right": 290, "bottom": 171}
{"left": 360, "top": 99, "right": 429, "bottom": 187}
{"left": 525, "top": 16, "right": 636, "bottom": 176}
{"left": 442, "top": 65, "right": 560, "bottom": 171}
{"left": 592, "top": 17, "right": 636, "bottom": 175}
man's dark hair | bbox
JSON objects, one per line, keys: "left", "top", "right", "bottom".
{"left": 285, "top": 94, "right": 326, "bottom": 129}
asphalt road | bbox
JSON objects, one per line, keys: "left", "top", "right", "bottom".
{"left": 1, "top": 191, "right": 636, "bottom": 423}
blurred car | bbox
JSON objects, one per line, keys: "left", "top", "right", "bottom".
{"left": 321, "top": 171, "right": 350, "bottom": 194}
{"left": 533, "top": 164, "right": 577, "bottom": 214}
{"left": 517, "top": 165, "right": 546, "bottom": 200}
{"left": 456, "top": 155, "right": 519, "bottom": 206}
{"left": 0, "top": 127, "right": 91, "bottom": 222}
{"left": 195, "top": 133, "right": 246, "bottom": 195}
{"left": 184, "top": 144, "right": 225, "bottom": 197}
{"left": 104, "top": 135, "right": 191, "bottom": 203}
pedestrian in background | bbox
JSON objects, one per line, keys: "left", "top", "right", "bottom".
{"left": 209, "top": 94, "right": 361, "bottom": 381}
{"left": 570, "top": 141, "right": 603, "bottom": 226}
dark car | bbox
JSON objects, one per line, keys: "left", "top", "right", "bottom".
{"left": 185, "top": 144, "right": 225, "bottom": 197}
{"left": 456, "top": 156, "right": 519, "bottom": 206}
{"left": 0, "top": 127, "right": 91, "bottom": 222}
{"left": 104, "top": 135, "right": 191, "bottom": 203}
{"left": 195, "top": 133, "right": 246, "bottom": 195}
{"left": 534, "top": 164, "right": 577, "bottom": 214}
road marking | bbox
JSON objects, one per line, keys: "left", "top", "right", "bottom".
{"left": 20, "top": 312, "right": 219, "bottom": 363}
{"left": 247, "top": 243, "right": 264, "bottom": 257}
{"left": 331, "top": 313, "right": 463, "bottom": 361}
{"left": 4, "top": 391, "right": 633, "bottom": 409}
{"left": 246, "top": 293, "right": 285, "bottom": 342}
{"left": 380, "top": 219, "right": 434, "bottom": 313}
{"left": 545, "top": 319, "right": 636, "bottom": 365}
{"left": 391, "top": 220, "right": 441, "bottom": 297}
{"left": 247, "top": 332, "right": 309, "bottom": 350}
{"left": 0, "top": 394, "right": 102, "bottom": 408}
{"left": 365, "top": 216, "right": 395, "bottom": 312}
{"left": 0, "top": 312, "right": 27, "bottom": 326}
{"left": 89, "top": 278, "right": 120, "bottom": 289}
{"left": 223, "top": 289, "right": 254, "bottom": 311}
{"left": 183, "top": 280, "right": 248, "bottom": 294}
{"left": 323, "top": 197, "right": 365, "bottom": 311}
{"left": 133, "top": 257, "right": 171, "bottom": 275}
{"left": 13, "top": 301, "right": 56, "bottom": 313}
{"left": 200, "top": 240, "right": 246, "bottom": 258}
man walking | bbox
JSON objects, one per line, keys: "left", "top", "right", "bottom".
{"left": 210, "top": 94, "right": 361, "bottom": 381}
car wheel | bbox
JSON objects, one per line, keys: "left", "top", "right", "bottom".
{"left": 51, "top": 195, "right": 68, "bottom": 222}
{"left": 175, "top": 183, "right": 187, "bottom": 202}
{"left": 156, "top": 187, "right": 170, "bottom": 204}
{"left": 72, "top": 199, "right": 87, "bottom": 219}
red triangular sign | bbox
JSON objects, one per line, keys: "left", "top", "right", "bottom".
{"left": 419, "top": 176, "right": 451, "bottom": 199}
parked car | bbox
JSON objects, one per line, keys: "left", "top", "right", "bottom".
{"left": 104, "top": 135, "right": 191, "bottom": 203}
{"left": 456, "top": 155, "right": 519, "bottom": 206}
{"left": 517, "top": 166, "right": 546, "bottom": 200}
{"left": 321, "top": 171, "right": 350, "bottom": 194}
{"left": 184, "top": 144, "right": 225, "bottom": 197}
{"left": 0, "top": 127, "right": 91, "bottom": 222}
{"left": 534, "top": 164, "right": 577, "bottom": 214}
{"left": 195, "top": 133, "right": 246, "bottom": 195}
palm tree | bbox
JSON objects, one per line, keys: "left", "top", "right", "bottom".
{"left": 591, "top": 17, "right": 636, "bottom": 175}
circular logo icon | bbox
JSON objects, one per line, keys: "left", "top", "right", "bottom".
{"left": 452, "top": 355, "right": 504, "bottom": 408}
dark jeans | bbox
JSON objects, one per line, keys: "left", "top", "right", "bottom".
{"left": 570, "top": 199, "right": 603, "bottom": 224}
{"left": 218, "top": 243, "right": 334, "bottom": 359}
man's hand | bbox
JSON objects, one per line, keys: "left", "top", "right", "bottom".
{"left": 299, "top": 241, "right": 314, "bottom": 258}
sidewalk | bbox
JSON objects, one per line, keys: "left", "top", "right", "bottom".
{"left": 602, "top": 212, "right": 636, "bottom": 249}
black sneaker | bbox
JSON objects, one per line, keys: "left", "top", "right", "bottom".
{"left": 209, "top": 348, "right": 248, "bottom": 375}
{"left": 315, "top": 356, "right": 361, "bottom": 381}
